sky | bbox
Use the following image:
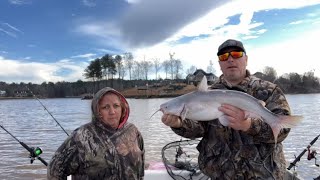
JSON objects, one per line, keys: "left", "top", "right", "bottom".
{"left": 1, "top": 0, "right": 320, "bottom": 84}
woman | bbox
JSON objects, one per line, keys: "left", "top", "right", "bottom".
{"left": 47, "top": 87, "right": 144, "bottom": 180}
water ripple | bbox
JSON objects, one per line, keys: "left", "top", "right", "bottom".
{"left": 0, "top": 94, "right": 319, "bottom": 179}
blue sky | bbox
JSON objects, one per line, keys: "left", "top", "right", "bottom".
{"left": 1, "top": 0, "right": 320, "bottom": 83}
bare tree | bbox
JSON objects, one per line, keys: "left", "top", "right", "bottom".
{"left": 153, "top": 58, "right": 161, "bottom": 80}
{"left": 141, "top": 60, "right": 153, "bottom": 80}
{"left": 263, "top": 66, "right": 277, "bottom": 82}
{"left": 206, "top": 60, "right": 216, "bottom": 75}
{"left": 302, "top": 70, "right": 319, "bottom": 87}
{"left": 124, "top": 52, "right": 134, "bottom": 80}
{"left": 186, "top": 65, "right": 197, "bottom": 75}
{"left": 169, "top": 52, "right": 175, "bottom": 79}
{"left": 173, "top": 59, "right": 183, "bottom": 79}
{"left": 132, "top": 61, "right": 143, "bottom": 80}
{"left": 120, "top": 66, "right": 126, "bottom": 80}
{"left": 162, "top": 60, "right": 170, "bottom": 79}
{"left": 114, "top": 55, "right": 123, "bottom": 79}
{"left": 288, "top": 72, "right": 302, "bottom": 84}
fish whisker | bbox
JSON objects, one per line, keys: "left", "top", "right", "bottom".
{"left": 149, "top": 109, "right": 161, "bottom": 120}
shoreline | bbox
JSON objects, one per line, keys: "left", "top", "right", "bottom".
{"left": 1, "top": 91, "right": 319, "bottom": 100}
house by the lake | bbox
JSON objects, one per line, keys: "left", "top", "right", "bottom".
{"left": 186, "top": 69, "right": 216, "bottom": 86}
{"left": 0, "top": 90, "right": 6, "bottom": 97}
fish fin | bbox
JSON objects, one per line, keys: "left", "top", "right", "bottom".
{"left": 271, "top": 125, "right": 281, "bottom": 144}
{"left": 258, "top": 100, "right": 266, "bottom": 107}
{"left": 271, "top": 115, "right": 303, "bottom": 144}
{"left": 197, "top": 76, "right": 208, "bottom": 92}
{"left": 244, "top": 111, "right": 261, "bottom": 119}
{"left": 218, "top": 115, "right": 230, "bottom": 126}
{"left": 276, "top": 115, "right": 303, "bottom": 128}
{"left": 180, "top": 104, "right": 188, "bottom": 120}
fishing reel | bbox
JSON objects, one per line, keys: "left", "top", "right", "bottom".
{"left": 29, "top": 147, "right": 43, "bottom": 164}
{"left": 307, "top": 145, "right": 319, "bottom": 167}
{"left": 176, "top": 146, "right": 189, "bottom": 159}
{"left": 0, "top": 124, "right": 48, "bottom": 166}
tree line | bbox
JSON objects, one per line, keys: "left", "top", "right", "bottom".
{"left": 83, "top": 52, "right": 189, "bottom": 81}
{"left": 0, "top": 52, "right": 319, "bottom": 98}
{"left": 256, "top": 66, "right": 320, "bottom": 93}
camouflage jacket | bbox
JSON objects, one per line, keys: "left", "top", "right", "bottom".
{"left": 172, "top": 71, "right": 291, "bottom": 180}
{"left": 48, "top": 87, "right": 144, "bottom": 180}
{"left": 47, "top": 121, "right": 144, "bottom": 180}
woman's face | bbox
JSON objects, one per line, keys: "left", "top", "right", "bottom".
{"left": 98, "top": 93, "right": 122, "bottom": 129}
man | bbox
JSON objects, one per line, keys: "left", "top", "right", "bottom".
{"left": 161, "top": 39, "right": 292, "bottom": 179}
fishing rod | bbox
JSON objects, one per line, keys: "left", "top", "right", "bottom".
{"left": 287, "top": 133, "right": 320, "bottom": 170}
{"left": 26, "top": 86, "right": 69, "bottom": 136}
{"left": 0, "top": 124, "right": 48, "bottom": 166}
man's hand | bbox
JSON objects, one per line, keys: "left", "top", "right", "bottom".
{"left": 161, "top": 114, "right": 182, "bottom": 128}
{"left": 218, "top": 104, "right": 251, "bottom": 131}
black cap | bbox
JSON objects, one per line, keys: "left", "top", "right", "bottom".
{"left": 217, "top": 39, "right": 246, "bottom": 55}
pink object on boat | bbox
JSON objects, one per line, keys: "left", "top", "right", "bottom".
{"left": 148, "top": 162, "right": 178, "bottom": 170}
{"left": 148, "top": 162, "right": 167, "bottom": 170}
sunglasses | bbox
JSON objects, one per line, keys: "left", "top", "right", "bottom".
{"left": 218, "top": 51, "right": 244, "bottom": 61}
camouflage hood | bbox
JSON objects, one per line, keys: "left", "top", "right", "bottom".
{"left": 91, "top": 87, "right": 130, "bottom": 129}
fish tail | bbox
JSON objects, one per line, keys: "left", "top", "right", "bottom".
{"left": 271, "top": 115, "right": 303, "bottom": 144}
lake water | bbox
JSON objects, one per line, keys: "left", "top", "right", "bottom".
{"left": 0, "top": 94, "right": 319, "bottom": 180}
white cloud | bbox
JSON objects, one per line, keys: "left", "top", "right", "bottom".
{"left": 0, "top": 28, "right": 17, "bottom": 38}
{"left": 131, "top": 0, "right": 320, "bottom": 79}
{"left": 27, "top": 44, "right": 36, "bottom": 48}
{"left": 0, "top": 56, "right": 88, "bottom": 83}
{"left": 8, "top": 0, "right": 31, "bottom": 5}
{"left": 71, "top": 53, "right": 96, "bottom": 59}
{"left": 289, "top": 20, "right": 304, "bottom": 25}
{"left": 0, "top": 22, "right": 23, "bottom": 38}
{"left": 2, "top": 23, "right": 23, "bottom": 33}
{"left": 76, "top": 22, "right": 118, "bottom": 37}
{"left": 125, "top": 0, "right": 140, "bottom": 4}
{"left": 119, "top": 0, "right": 231, "bottom": 48}
{"left": 75, "top": 21, "right": 123, "bottom": 49}
{"left": 3, "top": 0, "right": 320, "bottom": 83}
{"left": 96, "top": 48, "right": 120, "bottom": 55}
{"left": 248, "top": 28, "right": 320, "bottom": 77}
{"left": 82, "top": 0, "right": 96, "bottom": 7}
